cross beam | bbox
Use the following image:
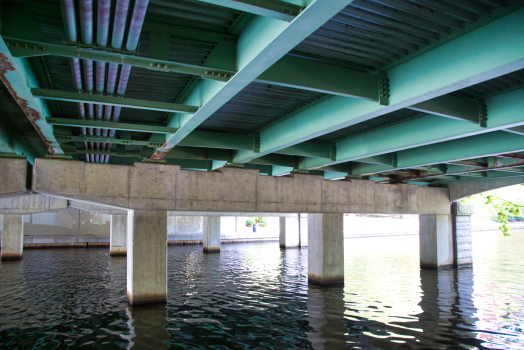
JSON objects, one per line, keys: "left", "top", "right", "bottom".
{"left": 149, "top": 0, "right": 356, "bottom": 160}
{"left": 299, "top": 87, "right": 524, "bottom": 170}
{"left": 31, "top": 89, "right": 199, "bottom": 114}
{"left": 233, "top": 8, "right": 524, "bottom": 164}
{"left": 197, "top": 0, "right": 303, "bottom": 22}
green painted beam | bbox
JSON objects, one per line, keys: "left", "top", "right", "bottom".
{"left": 275, "top": 142, "right": 330, "bottom": 158}
{"left": 178, "top": 131, "right": 252, "bottom": 150}
{"left": 256, "top": 55, "right": 378, "bottom": 100}
{"left": 356, "top": 154, "right": 394, "bottom": 165}
{"left": 323, "top": 171, "right": 347, "bottom": 180}
{"left": 149, "top": 0, "right": 356, "bottom": 161}
{"left": 46, "top": 118, "right": 178, "bottom": 134}
{"left": 5, "top": 37, "right": 234, "bottom": 82}
{"left": 233, "top": 8, "right": 524, "bottom": 164}
{"left": 55, "top": 135, "right": 166, "bottom": 148}
{"left": 248, "top": 153, "right": 296, "bottom": 167}
{"left": 31, "top": 88, "right": 199, "bottom": 114}
{"left": 408, "top": 94, "right": 481, "bottom": 124}
{"left": 0, "top": 36, "right": 62, "bottom": 158}
{"left": 198, "top": 0, "right": 302, "bottom": 22}
{"left": 350, "top": 131, "right": 524, "bottom": 176}
{"left": 299, "top": 87, "right": 524, "bottom": 170}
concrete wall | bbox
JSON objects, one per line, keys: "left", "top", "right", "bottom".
{"left": 166, "top": 215, "right": 280, "bottom": 241}
{"left": 0, "top": 208, "right": 110, "bottom": 245}
{"left": 34, "top": 160, "right": 451, "bottom": 214}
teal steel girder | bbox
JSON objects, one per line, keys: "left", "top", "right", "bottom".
{"left": 233, "top": 8, "right": 524, "bottom": 164}
{"left": 256, "top": 55, "right": 378, "bottom": 100}
{"left": 4, "top": 37, "right": 234, "bottom": 82}
{"left": 0, "top": 36, "right": 63, "bottom": 159}
{"left": 299, "top": 87, "right": 524, "bottom": 171}
{"left": 149, "top": 0, "right": 356, "bottom": 161}
{"left": 31, "top": 88, "right": 199, "bottom": 114}
{"left": 350, "top": 131, "right": 524, "bottom": 176}
{"left": 408, "top": 94, "right": 481, "bottom": 124}
{"left": 2, "top": 36, "right": 381, "bottom": 106}
{"left": 46, "top": 118, "right": 178, "bottom": 134}
{"left": 197, "top": 0, "right": 303, "bottom": 22}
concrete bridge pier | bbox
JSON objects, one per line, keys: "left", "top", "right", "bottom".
{"left": 127, "top": 210, "right": 167, "bottom": 305}
{"left": 419, "top": 213, "right": 453, "bottom": 269}
{"left": 452, "top": 203, "right": 473, "bottom": 267}
{"left": 419, "top": 202, "right": 474, "bottom": 269}
{"left": 280, "top": 216, "right": 300, "bottom": 249}
{"left": 0, "top": 214, "right": 24, "bottom": 260}
{"left": 308, "top": 213, "right": 344, "bottom": 285}
{"left": 203, "top": 216, "right": 221, "bottom": 253}
{"left": 110, "top": 214, "right": 127, "bottom": 256}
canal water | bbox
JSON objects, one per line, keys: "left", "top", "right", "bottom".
{"left": 0, "top": 231, "right": 523, "bottom": 349}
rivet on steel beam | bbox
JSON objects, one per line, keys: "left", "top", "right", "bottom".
{"left": 157, "top": 63, "right": 161, "bottom": 68}
{"left": 14, "top": 42, "right": 19, "bottom": 48}
{"left": 164, "top": 65, "right": 168, "bottom": 69}
{"left": 224, "top": 74, "right": 228, "bottom": 78}
{"left": 6, "top": 41, "right": 10, "bottom": 46}
{"left": 24, "top": 44, "right": 29, "bottom": 49}
{"left": 42, "top": 46, "right": 47, "bottom": 51}
{"left": 204, "top": 71, "right": 208, "bottom": 75}
{"left": 218, "top": 73, "right": 221, "bottom": 77}
{"left": 211, "top": 72, "right": 215, "bottom": 76}
{"left": 150, "top": 63, "right": 154, "bottom": 67}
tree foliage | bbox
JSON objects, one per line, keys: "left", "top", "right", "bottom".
{"left": 464, "top": 190, "right": 524, "bottom": 236}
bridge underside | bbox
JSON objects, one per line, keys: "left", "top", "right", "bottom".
{"left": 0, "top": 0, "right": 523, "bottom": 192}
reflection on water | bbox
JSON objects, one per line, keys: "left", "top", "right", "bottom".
{"left": 0, "top": 231, "right": 523, "bottom": 349}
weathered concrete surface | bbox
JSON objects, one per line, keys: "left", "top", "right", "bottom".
{"left": 449, "top": 175, "right": 524, "bottom": 201}
{"left": 308, "top": 213, "right": 344, "bottom": 285}
{"left": 34, "top": 160, "right": 451, "bottom": 214}
{"left": 0, "top": 194, "right": 68, "bottom": 214}
{"left": 110, "top": 214, "right": 127, "bottom": 256}
{"left": 127, "top": 210, "right": 167, "bottom": 305}
{"left": 279, "top": 216, "right": 299, "bottom": 248}
{"left": 419, "top": 214, "right": 453, "bottom": 269}
{"left": 168, "top": 211, "right": 297, "bottom": 217}
{"left": 452, "top": 202, "right": 473, "bottom": 267}
{"left": 0, "top": 158, "right": 31, "bottom": 198}
{"left": 70, "top": 200, "right": 128, "bottom": 215}
{"left": 203, "top": 216, "right": 221, "bottom": 253}
{"left": 0, "top": 214, "right": 24, "bottom": 260}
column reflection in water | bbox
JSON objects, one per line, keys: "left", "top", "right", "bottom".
{"left": 125, "top": 303, "right": 171, "bottom": 349}
{"left": 306, "top": 285, "right": 347, "bottom": 349}
{"left": 418, "top": 268, "right": 480, "bottom": 349}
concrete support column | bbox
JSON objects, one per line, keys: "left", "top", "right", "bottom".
{"left": 452, "top": 202, "right": 473, "bottom": 267}
{"left": 203, "top": 216, "right": 221, "bottom": 253}
{"left": 0, "top": 214, "right": 24, "bottom": 260}
{"left": 127, "top": 210, "right": 167, "bottom": 305}
{"left": 419, "top": 214, "right": 453, "bottom": 269}
{"left": 308, "top": 213, "right": 344, "bottom": 285}
{"left": 110, "top": 214, "right": 127, "bottom": 256}
{"left": 279, "top": 216, "right": 299, "bottom": 248}
{"left": 299, "top": 213, "right": 308, "bottom": 247}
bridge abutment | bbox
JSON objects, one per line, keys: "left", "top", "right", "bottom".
{"left": 0, "top": 214, "right": 24, "bottom": 260}
{"left": 308, "top": 213, "right": 344, "bottom": 285}
{"left": 279, "top": 216, "right": 300, "bottom": 249}
{"left": 127, "top": 210, "right": 167, "bottom": 305}
{"left": 203, "top": 216, "right": 221, "bottom": 253}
